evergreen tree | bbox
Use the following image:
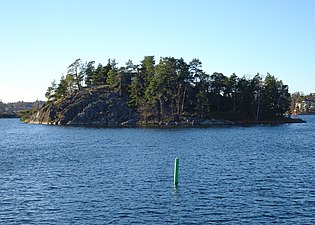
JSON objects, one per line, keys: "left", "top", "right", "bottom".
{"left": 189, "top": 58, "right": 203, "bottom": 84}
{"left": 54, "top": 74, "right": 75, "bottom": 99}
{"left": 209, "top": 72, "right": 227, "bottom": 112}
{"left": 93, "top": 61, "right": 112, "bottom": 85}
{"left": 67, "top": 58, "right": 84, "bottom": 90}
{"left": 263, "top": 73, "right": 290, "bottom": 116}
{"left": 225, "top": 73, "right": 239, "bottom": 112}
{"left": 250, "top": 74, "right": 263, "bottom": 120}
{"left": 237, "top": 76, "right": 252, "bottom": 116}
{"left": 84, "top": 61, "right": 96, "bottom": 86}
{"left": 175, "top": 58, "right": 190, "bottom": 114}
{"left": 55, "top": 75, "right": 68, "bottom": 99}
{"left": 128, "top": 56, "right": 156, "bottom": 120}
{"left": 45, "top": 79, "right": 57, "bottom": 102}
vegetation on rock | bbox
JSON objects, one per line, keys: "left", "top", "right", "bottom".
{"left": 44, "top": 56, "right": 292, "bottom": 123}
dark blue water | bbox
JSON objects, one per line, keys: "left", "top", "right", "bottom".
{"left": 0, "top": 116, "right": 314, "bottom": 224}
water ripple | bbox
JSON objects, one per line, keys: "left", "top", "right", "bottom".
{"left": 0, "top": 117, "right": 315, "bottom": 224}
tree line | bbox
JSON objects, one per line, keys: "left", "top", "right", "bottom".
{"left": 45, "top": 56, "right": 291, "bottom": 121}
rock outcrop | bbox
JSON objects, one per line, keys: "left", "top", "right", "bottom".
{"left": 27, "top": 86, "right": 300, "bottom": 127}
{"left": 28, "top": 86, "right": 138, "bottom": 126}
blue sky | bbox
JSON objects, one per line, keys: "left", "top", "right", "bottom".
{"left": 0, "top": 0, "right": 314, "bottom": 102}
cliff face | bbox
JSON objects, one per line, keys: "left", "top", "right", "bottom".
{"left": 28, "top": 86, "right": 138, "bottom": 126}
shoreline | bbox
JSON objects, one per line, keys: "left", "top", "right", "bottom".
{"left": 23, "top": 117, "right": 306, "bottom": 128}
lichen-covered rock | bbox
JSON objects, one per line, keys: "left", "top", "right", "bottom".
{"left": 27, "top": 86, "right": 139, "bottom": 126}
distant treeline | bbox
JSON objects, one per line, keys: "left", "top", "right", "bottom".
{"left": 45, "top": 56, "right": 291, "bottom": 121}
{"left": 0, "top": 101, "right": 42, "bottom": 118}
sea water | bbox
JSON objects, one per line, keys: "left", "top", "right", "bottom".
{"left": 0, "top": 116, "right": 314, "bottom": 224}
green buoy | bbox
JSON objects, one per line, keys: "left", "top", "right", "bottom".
{"left": 174, "top": 157, "right": 179, "bottom": 186}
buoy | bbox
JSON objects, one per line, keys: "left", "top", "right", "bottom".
{"left": 174, "top": 157, "right": 179, "bottom": 186}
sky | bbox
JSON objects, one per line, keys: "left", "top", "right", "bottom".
{"left": 0, "top": 0, "right": 314, "bottom": 103}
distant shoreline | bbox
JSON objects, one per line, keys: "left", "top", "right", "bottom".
{"left": 0, "top": 113, "right": 18, "bottom": 118}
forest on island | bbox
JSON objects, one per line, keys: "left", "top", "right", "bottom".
{"left": 45, "top": 56, "right": 291, "bottom": 122}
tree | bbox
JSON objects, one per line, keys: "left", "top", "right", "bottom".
{"left": 209, "top": 72, "right": 227, "bottom": 112}
{"left": 263, "top": 73, "right": 277, "bottom": 116}
{"left": 193, "top": 71, "right": 210, "bottom": 117}
{"left": 189, "top": 58, "right": 203, "bottom": 84}
{"left": 107, "top": 68, "right": 126, "bottom": 96}
{"left": 263, "top": 73, "right": 290, "bottom": 116}
{"left": 67, "top": 58, "right": 84, "bottom": 90}
{"left": 90, "top": 60, "right": 112, "bottom": 85}
{"left": 106, "top": 59, "right": 132, "bottom": 97}
{"left": 45, "top": 79, "right": 57, "bottom": 101}
{"left": 54, "top": 74, "right": 75, "bottom": 99}
{"left": 250, "top": 74, "right": 263, "bottom": 120}
{"left": 120, "top": 60, "right": 136, "bottom": 96}
{"left": 125, "top": 59, "right": 137, "bottom": 75}
{"left": 145, "top": 57, "right": 193, "bottom": 119}
{"left": 237, "top": 76, "right": 251, "bottom": 115}
{"left": 105, "top": 59, "right": 119, "bottom": 87}
{"left": 55, "top": 75, "right": 67, "bottom": 99}
{"left": 84, "top": 61, "right": 96, "bottom": 86}
{"left": 186, "top": 58, "right": 206, "bottom": 115}
{"left": 140, "top": 56, "right": 155, "bottom": 85}
{"left": 128, "top": 56, "right": 156, "bottom": 119}
{"left": 175, "top": 58, "right": 190, "bottom": 114}
{"left": 277, "top": 83, "right": 290, "bottom": 115}
{"left": 128, "top": 73, "right": 142, "bottom": 106}
{"left": 92, "top": 63, "right": 103, "bottom": 85}
{"left": 106, "top": 68, "right": 119, "bottom": 87}
{"left": 148, "top": 57, "right": 178, "bottom": 119}
{"left": 225, "top": 73, "right": 239, "bottom": 112}
{"left": 196, "top": 88, "right": 209, "bottom": 118}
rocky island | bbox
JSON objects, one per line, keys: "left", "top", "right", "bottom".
{"left": 24, "top": 85, "right": 239, "bottom": 126}
{"left": 21, "top": 56, "right": 304, "bottom": 126}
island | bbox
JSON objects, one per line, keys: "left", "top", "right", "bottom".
{"left": 21, "top": 56, "right": 305, "bottom": 126}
